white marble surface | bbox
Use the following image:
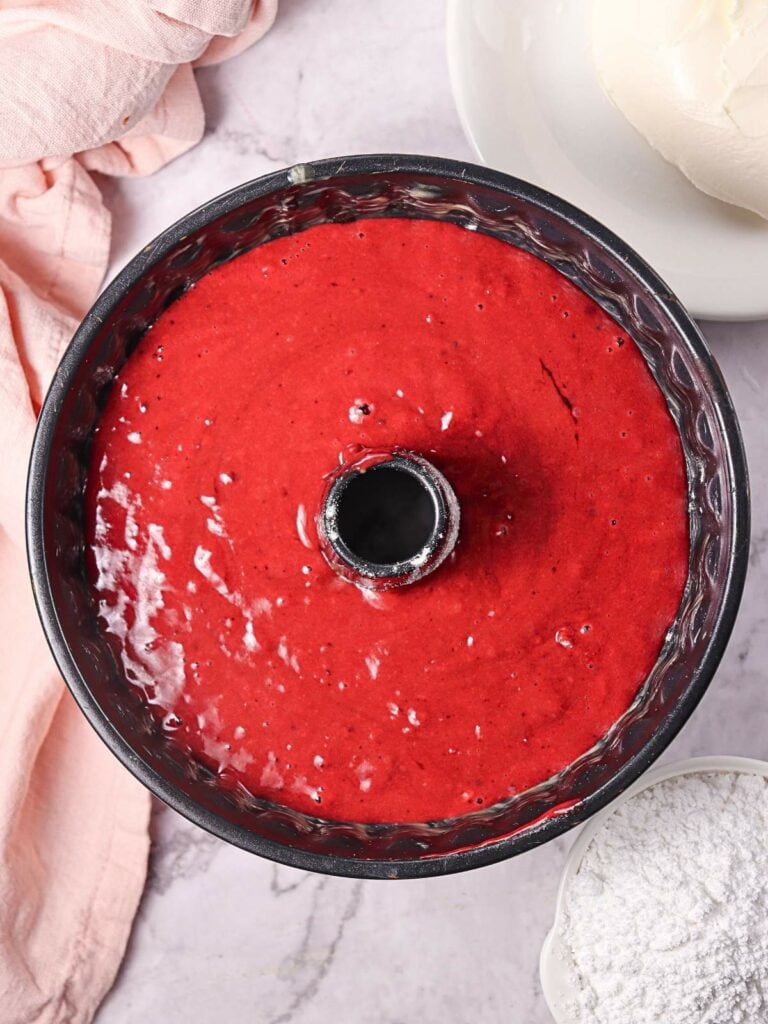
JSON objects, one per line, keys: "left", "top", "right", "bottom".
{"left": 95, "top": 2, "right": 768, "bottom": 1021}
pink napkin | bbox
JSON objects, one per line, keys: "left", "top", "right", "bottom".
{"left": 0, "top": 3, "right": 277, "bottom": 1020}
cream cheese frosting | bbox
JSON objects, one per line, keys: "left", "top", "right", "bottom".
{"left": 592, "top": 0, "right": 768, "bottom": 219}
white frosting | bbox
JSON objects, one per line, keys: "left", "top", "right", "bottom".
{"left": 592, "top": 0, "right": 768, "bottom": 218}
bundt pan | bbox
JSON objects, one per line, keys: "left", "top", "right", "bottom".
{"left": 26, "top": 155, "right": 750, "bottom": 879}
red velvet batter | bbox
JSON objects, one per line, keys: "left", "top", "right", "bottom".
{"left": 86, "top": 218, "right": 688, "bottom": 823}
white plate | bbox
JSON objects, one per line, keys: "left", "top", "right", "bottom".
{"left": 446, "top": 0, "right": 768, "bottom": 321}
{"left": 539, "top": 755, "right": 768, "bottom": 1023}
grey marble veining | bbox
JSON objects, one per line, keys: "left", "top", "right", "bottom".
{"left": 94, "top": 2, "right": 768, "bottom": 1021}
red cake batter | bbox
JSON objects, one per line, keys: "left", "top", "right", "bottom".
{"left": 86, "top": 218, "right": 688, "bottom": 823}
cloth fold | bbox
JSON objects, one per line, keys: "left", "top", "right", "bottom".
{"left": 0, "top": 3, "right": 277, "bottom": 1021}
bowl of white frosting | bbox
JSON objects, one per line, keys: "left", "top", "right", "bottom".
{"left": 541, "top": 756, "right": 768, "bottom": 1023}
{"left": 447, "top": 0, "right": 768, "bottom": 319}
{"left": 592, "top": 0, "right": 768, "bottom": 222}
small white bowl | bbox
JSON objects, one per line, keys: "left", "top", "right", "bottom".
{"left": 539, "top": 755, "right": 768, "bottom": 1023}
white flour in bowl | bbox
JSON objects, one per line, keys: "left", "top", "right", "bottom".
{"left": 558, "top": 771, "right": 768, "bottom": 1024}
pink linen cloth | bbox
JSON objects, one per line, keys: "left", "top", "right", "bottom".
{"left": 0, "top": 3, "right": 277, "bottom": 1021}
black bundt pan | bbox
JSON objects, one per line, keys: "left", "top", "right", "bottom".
{"left": 26, "top": 155, "right": 750, "bottom": 878}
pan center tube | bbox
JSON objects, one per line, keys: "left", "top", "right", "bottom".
{"left": 317, "top": 447, "right": 460, "bottom": 591}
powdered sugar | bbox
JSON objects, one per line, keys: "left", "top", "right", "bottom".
{"left": 558, "top": 771, "right": 768, "bottom": 1024}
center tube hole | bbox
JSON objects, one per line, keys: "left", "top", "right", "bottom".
{"left": 336, "top": 465, "right": 437, "bottom": 566}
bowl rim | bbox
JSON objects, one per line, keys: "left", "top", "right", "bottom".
{"left": 25, "top": 153, "right": 751, "bottom": 879}
{"left": 539, "top": 755, "right": 768, "bottom": 1020}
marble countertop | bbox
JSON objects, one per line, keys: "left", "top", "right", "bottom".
{"left": 95, "top": 2, "right": 768, "bottom": 1021}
